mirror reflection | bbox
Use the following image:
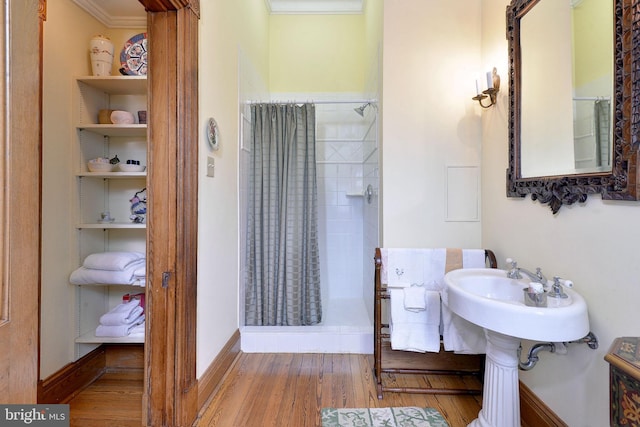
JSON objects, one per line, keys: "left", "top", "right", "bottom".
{"left": 520, "top": 0, "right": 613, "bottom": 178}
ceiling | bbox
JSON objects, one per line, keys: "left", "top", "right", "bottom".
{"left": 71, "top": 0, "right": 146, "bottom": 28}
{"left": 72, "top": 0, "right": 364, "bottom": 28}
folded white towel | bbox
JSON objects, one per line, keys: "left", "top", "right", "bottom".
{"left": 403, "top": 286, "right": 426, "bottom": 312}
{"left": 133, "top": 265, "right": 146, "bottom": 278}
{"left": 83, "top": 251, "right": 145, "bottom": 271}
{"left": 390, "top": 288, "right": 441, "bottom": 353}
{"left": 95, "top": 314, "right": 145, "bottom": 337}
{"left": 99, "top": 301, "right": 143, "bottom": 326}
{"left": 69, "top": 260, "right": 146, "bottom": 285}
{"left": 128, "top": 322, "right": 145, "bottom": 337}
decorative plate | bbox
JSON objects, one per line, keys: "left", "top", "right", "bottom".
{"left": 120, "top": 33, "right": 148, "bottom": 76}
{"left": 207, "top": 117, "right": 220, "bottom": 151}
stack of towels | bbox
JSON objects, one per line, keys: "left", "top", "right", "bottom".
{"left": 70, "top": 251, "right": 146, "bottom": 286}
{"left": 95, "top": 297, "right": 145, "bottom": 337}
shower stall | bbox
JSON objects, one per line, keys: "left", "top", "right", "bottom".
{"left": 240, "top": 99, "right": 380, "bottom": 353}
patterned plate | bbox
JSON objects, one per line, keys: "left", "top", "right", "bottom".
{"left": 120, "top": 33, "right": 148, "bottom": 76}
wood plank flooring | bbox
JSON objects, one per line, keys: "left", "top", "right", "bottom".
{"left": 67, "top": 353, "right": 482, "bottom": 427}
{"left": 68, "top": 370, "right": 143, "bottom": 427}
{"left": 194, "top": 353, "right": 482, "bottom": 427}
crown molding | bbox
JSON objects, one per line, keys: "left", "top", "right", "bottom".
{"left": 264, "top": 0, "right": 364, "bottom": 14}
{"left": 71, "top": 0, "right": 147, "bottom": 29}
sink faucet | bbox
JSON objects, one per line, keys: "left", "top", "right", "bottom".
{"left": 506, "top": 258, "right": 548, "bottom": 285}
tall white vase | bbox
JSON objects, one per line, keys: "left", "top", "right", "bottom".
{"left": 89, "top": 35, "right": 114, "bottom": 76}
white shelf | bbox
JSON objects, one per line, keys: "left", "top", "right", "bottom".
{"left": 78, "top": 222, "right": 146, "bottom": 229}
{"left": 75, "top": 75, "right": 147, "bottom": 94}
{"left": 75, "top": 330, "right": 145, "bottom": 344}
{"left": 73, "top": 73, "right": 148, "bottom": 357}
{"left": 78, "top": 172, "right": 146, "bottom": 179}
{"left": 78, "top": 124, "right": 147, "bottom": 137}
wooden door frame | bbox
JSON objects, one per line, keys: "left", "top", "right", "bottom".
{"left": 138, "top": 1, "right": 199, "bottom": 426}
{"left": 0, "top": 0, "right": 42, "bottom": 404}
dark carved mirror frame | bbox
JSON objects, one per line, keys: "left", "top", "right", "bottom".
{"left": 506, "top": 0, "right": 640, "bottom": 214}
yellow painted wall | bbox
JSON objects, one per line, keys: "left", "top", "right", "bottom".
{"left": 572, "top": 0, "right": 613, "bottom": 88}
{"left": 269, "top": 14, "right": 366, "bottom": 93}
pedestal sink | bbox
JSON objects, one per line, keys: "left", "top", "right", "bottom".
{"left": 443, "top": 268, "right": 590, "bottom": 427}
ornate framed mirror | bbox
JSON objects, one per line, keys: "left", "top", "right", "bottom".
{"left": 506, "top": 0, "right": 640, "bottom": 213}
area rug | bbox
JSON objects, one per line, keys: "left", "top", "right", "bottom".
{"left": 321, "top": 406, "right": 449, "bottom": 427}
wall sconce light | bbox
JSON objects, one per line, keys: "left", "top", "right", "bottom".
{"left": 472, "top": 67, "right": 500, "bottom": 108}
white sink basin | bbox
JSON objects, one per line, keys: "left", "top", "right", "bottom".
{"left": 443, "top": 268, "right": 589, "bottom": 342}
{"left": 443, "top": 268, "right": 591, "bottom": 427}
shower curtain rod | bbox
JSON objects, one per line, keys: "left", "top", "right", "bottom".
{"left": 573, "top": 96, "right": 611, "bottom": 101}
{"left": 246, "top": 99, "right": 377, "bottom": 105}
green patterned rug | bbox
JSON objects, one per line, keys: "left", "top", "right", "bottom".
{"left": 321, "top": 407, "right": 449, "bottom": 427}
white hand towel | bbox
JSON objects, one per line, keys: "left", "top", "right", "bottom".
{"left": 390, "top": 288, "right": 441, "bottom": 353}
{"left": 463, "top": 249, "right": 486, "bottom": 268}
{"left": 425, "top": 249, "right": 447, "bottom": 291}
{"left": 385, "top": 248, "right": 432, "bottom": 288}
{"left": 83, "top": 251, "right": 145, "bottom": 271}
{"left": 403, "top": 286, "right": 426, "bottom": 312}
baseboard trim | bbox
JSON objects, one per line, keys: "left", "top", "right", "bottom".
{"left": 197, "top": 329, "right": 242, "bottom": 410}
{"left": 520, "top": 381, "right": 568, "bottom": 427}
{"left": 38, "top": 343, "right": 145, "bottom": 404}
{"left": 38, "top": 346, "right": 106, "bottom": 404}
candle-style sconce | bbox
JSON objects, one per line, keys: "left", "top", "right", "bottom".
{"left": 473, "top": 67, "right": 500, "bottom": 108}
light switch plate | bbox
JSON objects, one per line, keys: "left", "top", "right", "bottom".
{"left": 207, "top": 156, "right": 215, "bottom": 177}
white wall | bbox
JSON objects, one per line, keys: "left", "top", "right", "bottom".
{"left": 481, "top": 1, "right": 640, "bottom": 425}
{"left": 197, "top": 0, "right": 270, "bottom": 377}
{"left": 381, "top": 1, "right": 483, "bottom": 248}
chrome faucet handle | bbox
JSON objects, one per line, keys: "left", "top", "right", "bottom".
{"left": 505, "top": 258, "right": 521, "bottom": 279}
{"left": 549, "top": 276, "right": 572, "bottom": 298}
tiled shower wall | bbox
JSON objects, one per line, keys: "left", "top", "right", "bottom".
{"left": 315, "top": 102, "right": 378, "bottom": 321}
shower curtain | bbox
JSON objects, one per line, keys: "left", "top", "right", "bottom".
{"left": 594, "top": 99, "right": 611, "bottom": 167}
{"left": 245, "top": 103, "right": 322, "bottom": 326}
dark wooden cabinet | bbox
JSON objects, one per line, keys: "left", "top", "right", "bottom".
{"left": 605, "top": 337, "right": 640, "bottom": 426}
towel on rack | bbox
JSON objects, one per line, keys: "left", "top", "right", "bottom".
{"left": 99, "top": 299, "right": 143, "bottom": 326}
{"left": 384, "top": 248, "right": 429, "bottom": 288}
{"left": 389, "top": 288, "right": 441, "bottom": 353}
{"left": 95, "top": 314, "right": 145, "bottom": 337}
{"left": 83, "top": 251, "right": 145, "bottom": 271}
{"left": 69, "top": 260, "right": 146, "bottom": 285}
{"left": 403, "top": 285, "right": 427, "bottom": 312}
{"left": 382, "top": 248, "right": 447, "bottom": 291}
{"left": 441, "top": 248, "right": 488, "bottom": 354}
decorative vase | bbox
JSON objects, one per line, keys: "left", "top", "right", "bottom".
{"left": 89, "top": 35, "right": 114, "bottom": 76}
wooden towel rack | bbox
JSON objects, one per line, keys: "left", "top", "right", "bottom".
{"left": 373, "top": 247, "right": 498, "bottom": 399}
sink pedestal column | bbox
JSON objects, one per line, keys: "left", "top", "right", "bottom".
{"left": 469, "top": 330, "right": 521, "bottom": 427}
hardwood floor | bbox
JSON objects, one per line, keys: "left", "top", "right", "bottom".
{"left": 68, "top": 353, "right": 482, "bottom": 427}
{"left": 194, "top": 353, "right": 482, "bottom": 427}
{"left": 68, "top": 370, "right": 143, "bottom": 427}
